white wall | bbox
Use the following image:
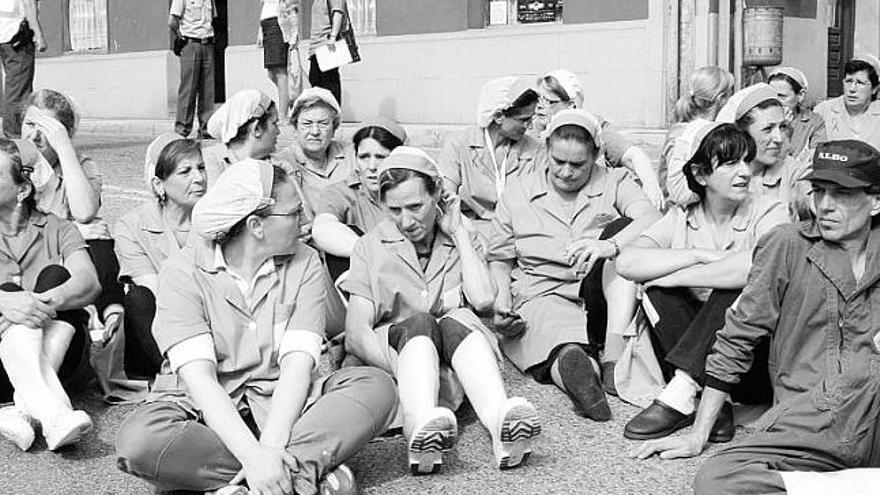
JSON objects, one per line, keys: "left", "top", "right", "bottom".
{"left": 780, "top": 14, "right": 828, "bottom": 100}
{"left": 226, "top": 6, "right": 667, "bottom": 127}
{"left": 855, "top": 0, "right": 880, "bottom": 58}
{"left": 35, "top": 50, "right": 176, "bottom": 119}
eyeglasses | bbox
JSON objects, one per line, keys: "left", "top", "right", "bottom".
{"left": 262, "top": 205, "right": 304, "bottom": 219}
{"left": 297, "top": 120, "right": 332, "bottom": 131}
{"left": 843, "top": 78, "right": 871, "bottom": 89}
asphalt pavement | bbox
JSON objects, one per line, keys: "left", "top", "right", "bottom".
{"left": 0, "top": 125, "right": 737, "bottom": 495}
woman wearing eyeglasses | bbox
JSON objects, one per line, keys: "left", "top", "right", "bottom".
{"left": 436, "top": 76, "right": 541, "bottom": 240}
{"left": 532, "top": 69, "right": 665, "bottom": 209}
{"left": 815, "top": 54, "right": 880, "bottom": 151}
{"left": 276, "top": 87, "right": 351, "bottom": 219}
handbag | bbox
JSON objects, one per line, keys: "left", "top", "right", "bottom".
{"left": 172, "top": 35, "right": 186, "bottom": 57}
{"left": 329, "top": 0, "right": 360, "bottom": 64}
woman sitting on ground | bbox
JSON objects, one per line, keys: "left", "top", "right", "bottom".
{"left": 437, "top": 76, "right": 541, "bottom": 240}
{"left": 276, "top": 87, "right": 350, "bottom": 218}
{"left": 617, "top": 122, "right": 789, "bottom": 443}
{"left": 113, "top": 135, "right": 206, "bottom": 379}
{"left": 342, "top": 147, "right": 541, "bottom": 474}
{"left": 488, "top": 109, "right": 661, "bottom": 422}
{"left": 767, "top": 66, "right": 826, "bottom": 161}
{"left": 203, "top": 88, "right": 284, "bottom": 187}
{"left": 0, "top": 138, "right": 100, "bottom": 452}
{"left": 532, "top": 69, "right": 665, "bottom": 209}
{"left": 312, "top": 117, "right": 405, "bottom": 261}
{"left": 23, "top": 89, "right": 125, "bottom": 343}
{"left": 116, "top": 160, "right": 396, "bottom": 494}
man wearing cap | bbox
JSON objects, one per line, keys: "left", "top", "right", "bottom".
{"left": 815, "top": 55, "right": 880, "bottom": 151}
{"left": 115, "top": 160, "right": 396, "bottom": 495}
{"left": 489, "top": 109, "right": 661, "bottom": 421}
{"left": 169, "top": 0, "right": 216, "bottom": 138}
{"left": 437, "top": 76, "right": 541, "bottom": 241}
{"left": 630, "top": 140, "right": 880, "bottom": 494}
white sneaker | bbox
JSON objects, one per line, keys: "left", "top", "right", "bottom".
{"left": 0, "top": 406, "right": 35, "bottom": 451}
{"left": 407, "top": 407, "right": 457, "bottom": 475}
{"left": 493, "top": 397, "right": 541, "bottom": 470}
{"left": 43, "top": 409, "right": 92, "bottom": 451}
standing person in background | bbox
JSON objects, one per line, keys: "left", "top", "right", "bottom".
{"left": 169, "top": 0, "right": 216, "bottom": 139}
{"left": 768, "top": 66, "right": 826, "bottom": 162}
{"left": 258, "top": 0, "right": 297, "bottom": 120}
{"left": 308, "top": 0, "right": 348, "bottom": 105}
{"left": 663, "top": 66, "right": 734, "bottom": 200}
{"left": 815, "top": 55, "right": 880, "bottom": 151}
{"left": 0, "top": 0, "right": 46, "bottom": 139}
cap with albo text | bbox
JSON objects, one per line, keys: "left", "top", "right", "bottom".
{"left": 805, "top": 140, "right": 880, "bottom": 188}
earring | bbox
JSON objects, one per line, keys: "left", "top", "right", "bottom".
{"left": 159, "top": 192, "right": 167, "bottom": 204}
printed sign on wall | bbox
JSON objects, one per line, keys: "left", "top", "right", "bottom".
{"left": 517, "top": 0, "right": 559, "bottom": 24}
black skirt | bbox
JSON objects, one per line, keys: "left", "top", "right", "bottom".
{"left": 261, "top": 17, "right": 288, "bottom": 69}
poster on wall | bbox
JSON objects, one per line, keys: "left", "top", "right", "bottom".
{"left": 517, "top": 0, "right": 559, "bottom": 24}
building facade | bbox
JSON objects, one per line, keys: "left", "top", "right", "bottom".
{"left": 33, "top": 0, "right": 880, "bottom": 127}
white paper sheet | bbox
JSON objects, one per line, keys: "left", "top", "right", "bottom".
{"left": 315, "top": 39, "right": 353, "bottom": 71}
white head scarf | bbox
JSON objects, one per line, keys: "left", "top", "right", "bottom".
{"left": 207, "top": 90, "right": 274, "bottom": 144}
{"left": 544, "top": 69, "right": 585, "bottom": 108}
{"left": 476, "top": 76, "right": 535, "bottom": 128}
{"left": 191, "top": 159, "right": 276, "bottom": 241}
{"left": 715, "top": 83, "right": 778, "bottom": 124}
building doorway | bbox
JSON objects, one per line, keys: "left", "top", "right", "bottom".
{"left": 827, "top": 0, "right": 854, "bottom": 97}
{"left": 213, "top": 0, "right": 228, "bottom": 103}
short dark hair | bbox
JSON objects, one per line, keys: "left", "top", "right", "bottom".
{"left": 228, "top": 102, "right": 278, "bottom": 146}
{"left": 547, "top": 124, "right": 599, "bottom": 156}
{"left": 845, "top": 59, "right": 880, "bottom": 89}
{"left": 154, "top": 139, "right": 202, "bottom": 181}
{"left": 683, "top": 124, "right": 757, "bottom": 199}
{"left": 735, "top": 98, "right": 783, "bottom": 130}
{"left": 353, "top": 125, "right": 404, "bottom": 153}
{"left": 219, "top": 165, "right": 292, "bottom": 244}
{"left": 378, "top": 168, "right": 438, "bottom": 202}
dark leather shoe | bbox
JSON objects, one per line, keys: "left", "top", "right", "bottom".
{"left": 557, "top": 345, "right": 612, "bottom": 422}
{"left": 624, "top": 399, "right": 695, "bottom": 440}
{"left": 601, "top": 361, "right": 618, "bottom": 397}
{"left": 708, "top": 402, "right": 735, "bottom": 443}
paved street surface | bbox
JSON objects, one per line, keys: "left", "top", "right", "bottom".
{"left": 0, "top": 125, "right": 742, "bottom": 494}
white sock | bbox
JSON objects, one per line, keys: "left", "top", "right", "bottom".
{"left": 656, "top": 370, "right": 699, "bottom": 415}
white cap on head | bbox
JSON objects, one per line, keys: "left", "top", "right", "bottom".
{"left": 207, "top": 90, "right": 274, "bottom": 144}
{"left": 715, "top": 83, "right": 778, "bottom": 124}
{"left": 290, "top": 87, "right": 341, "bottom": 123}
{"left": 191, "top": 159, "right": 277, "bottom": 241}
{"left": 544, "top": 69, "right": 585, "bottom": 108}
{"left": 476, "top": 76, "right": 535, "bottom": 128}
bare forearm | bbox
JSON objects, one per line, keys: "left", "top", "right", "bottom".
{"left": 183, "top": 369, "right": 262, "bottom": 463}
{"left": 59, "top": 152, "right": 100, "bottom": 222}
{"left": 330, "top": 11, "right": 343, "bottom": 39}
{"left": 618, "top": 248, "right": 702, "bottom": 282}
{"left": 659, "top": 252, "right": 750, "bottom": 289}
{"left": 489, "top": 260, "right": 514, "bottom": 309}
{"left": 312, "top": 214, "right": 359, "bottom": 257}
{"left": 455, "top": 229, "right": 496, "bottom": 312}
{"left": 692, "top": 387, "right": 727, "bottom": 441}
{"left": 21, "top": 0, "right": 42, "bottom": 37}
{"left": 41, "top": 273, "right": 99, "bottom": 311}
{"left": 259, "top": 354, "right": 313, "bottom": 448}
{"left": 623, "top": 148, "right": 661, "bottom": 192}
{"left": 346, "top": 325, "right": 392, "bottom": 373}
